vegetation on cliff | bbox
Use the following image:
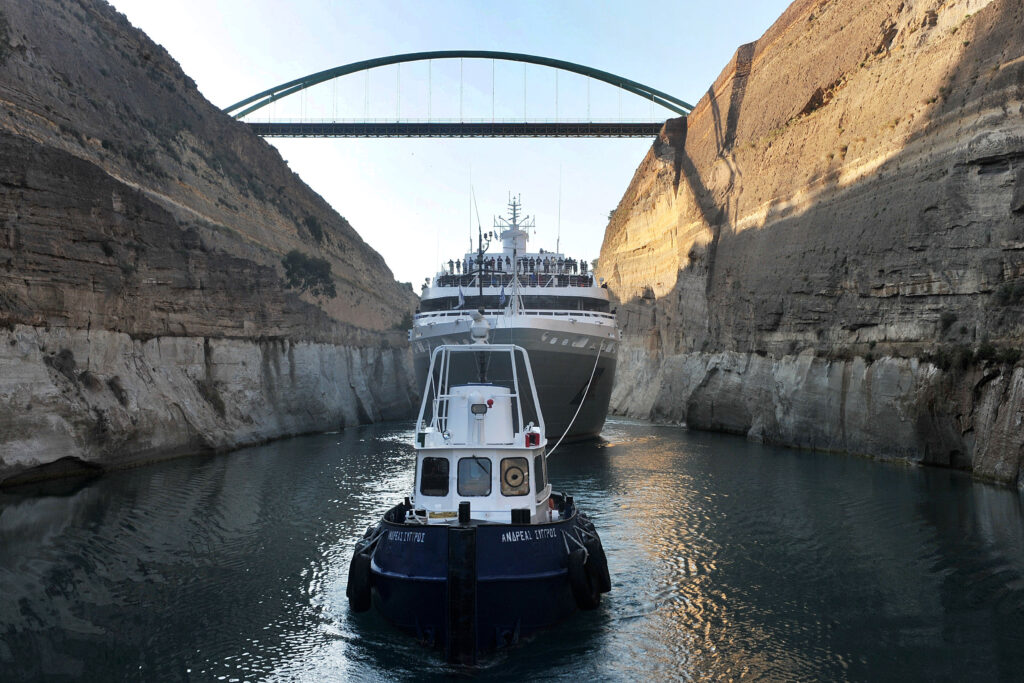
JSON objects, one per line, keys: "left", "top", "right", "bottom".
{"left": 282, "top": 250, "right": 338, "bottom": 300}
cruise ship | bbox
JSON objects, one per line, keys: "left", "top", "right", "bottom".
{"left": 409, "top": 197, "right": 619, "bottom": 442}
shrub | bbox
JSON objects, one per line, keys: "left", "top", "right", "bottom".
{"left": 993, "top": 281, "right": 1024, "bottom": 305}
{"left": 303, "top": 215, "right": 324, "bottom": 244}
{"left": 281, "top": 250, "right": 336, "bottom": 299}
{"left": 394, "top": 312, "right": 413, "bottom": 330}
{"left": 975, "top": 341, "right": 998, "bottom": 363}
{"left": 996, "top": 347, "right": 1022, "bottom": 365}
{"left": 928, "top": 344, "right": 971, "bottom": 372}
{"left": 939, "top": 311, "right": 957, "bottom": 333}
{"left": 0, "top": 12, "right": 9, "bottom": 66}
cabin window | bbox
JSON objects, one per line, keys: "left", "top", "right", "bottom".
{"left": 420, "top": 457, "right": 450, "bottom": 496}
{"left": 458, "top": 457, "right": 492, "bottom": 496}
{"left": 500, "top": 457, "right": 530, "bottom": 496}
{"left": 419, "top": 294, "right": 609, "bottom": 313}
{"left": 533, "top": 453, "right": 547, "bottom": 495}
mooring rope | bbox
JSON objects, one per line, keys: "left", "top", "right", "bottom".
{"left": 546, "top": 340, "right": 604, "bottom": 459}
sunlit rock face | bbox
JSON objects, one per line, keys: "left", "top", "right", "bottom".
{"left": 0, "top": 1, "right": 417, "bottom": 484}
{"left": 598, "top": 0, "right": 1024, "bottom": 486}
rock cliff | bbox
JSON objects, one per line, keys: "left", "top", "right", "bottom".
{"left": 0, "top": 0, "right": 418, "bottom": 485}
{"left": 598, "top": 0, "right": 1024, "bottom": 487}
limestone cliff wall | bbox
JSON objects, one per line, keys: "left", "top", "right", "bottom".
{"left": 0, "top": 0, "right": 418, "bottom": 485}
{"left": 598, "top": 0, "right": 1024, "bottom": 487}
{"left": 0, "top": 326, "right": 414, "bottom": 484}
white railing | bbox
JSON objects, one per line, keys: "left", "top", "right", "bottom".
{"left": 432, "top": 274, "right": 595, "bottom": 289}
{"left": 414, "top": 309, "right": 616, "bottom": 323}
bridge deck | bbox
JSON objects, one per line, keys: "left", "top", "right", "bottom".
{"left": 245, "top": 121, "right": 663, "bottom": 138}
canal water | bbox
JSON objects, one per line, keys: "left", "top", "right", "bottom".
{"left": 2, "top": 419, "right": 1022, "bottom": 681}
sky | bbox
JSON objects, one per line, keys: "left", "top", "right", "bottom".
{"left": 107, "top": 0, "right": 793, "bottom": 286}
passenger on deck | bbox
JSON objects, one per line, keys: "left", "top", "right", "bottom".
{"left": 455, "top": 261, "right": 461, "bottom": 274}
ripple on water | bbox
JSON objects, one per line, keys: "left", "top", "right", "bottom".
{"left": 2, "top": 421, "right": 1023, "bottom": 680}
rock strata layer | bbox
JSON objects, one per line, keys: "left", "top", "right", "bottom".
{"left": 0, "top": 0, "right": 417, "bottom": 485}
{"left": 598, "top": 0, "right": 1024, "bottom": 487}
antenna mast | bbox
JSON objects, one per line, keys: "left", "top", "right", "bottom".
{"left": 494, "top": 194, "right": 534, "bottom": 317}
{"left": 557, "top": 165, "right": 562, "bottom": 255}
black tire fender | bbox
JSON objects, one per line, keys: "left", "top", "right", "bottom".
{"left": 567, "top": 547, "right": 600, "bottom": 610}
{"left": 346, "top": 551, "right": 373, "bottom": 612}
{"left": 584, "top": 538, "right": 612, "bottom": 594}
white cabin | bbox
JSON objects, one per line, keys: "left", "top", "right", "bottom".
{"left": 411, "top": 343, "right": 553, "bottom": 525}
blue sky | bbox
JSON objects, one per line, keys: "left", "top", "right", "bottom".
{"left": 108, "top": 0, "right": 793, "bottom": 285}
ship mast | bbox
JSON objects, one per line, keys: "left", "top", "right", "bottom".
{"left": 475, "top": 223, "right": 491, "bottom": 300}
{"left": 494, "top": 194, "right": 533, "bottom": 316}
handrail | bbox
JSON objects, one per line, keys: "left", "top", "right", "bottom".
{"left": 414, "top": 309, "right": 616, "bottom": 321}
{"left": 432, "top": 273, "right": 596, "bottom": 288}
{"left": 416, "top": 343, "right": 546, "bottom": 439}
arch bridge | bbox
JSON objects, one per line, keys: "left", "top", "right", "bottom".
{"left": 224, "top": 50, "right": 693, "bottom": 138}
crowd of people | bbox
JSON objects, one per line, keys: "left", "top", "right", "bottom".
{"left": 443, "top": 254, "right": 588, "bottom": 276}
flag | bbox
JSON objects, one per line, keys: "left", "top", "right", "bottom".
{"left": 498, "top": 285, "right": 506, "bottom": 307}
{"left": 456, "top": 286, "right": 465, "bottom": 309}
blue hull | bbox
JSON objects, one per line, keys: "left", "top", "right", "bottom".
{"left": 351, "top": 498, "right": 607, "bottom": 659}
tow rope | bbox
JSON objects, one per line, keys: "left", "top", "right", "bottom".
{"left": 546, "top": 340, "right": 603, "bottom": 459}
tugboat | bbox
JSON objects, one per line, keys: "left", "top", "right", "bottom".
{"left": 347, "top": 312, "right": 611, "bottom": 664}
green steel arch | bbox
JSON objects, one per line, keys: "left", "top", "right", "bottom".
{"left": 224, "top": 50, "right": 694, "bottom": 119}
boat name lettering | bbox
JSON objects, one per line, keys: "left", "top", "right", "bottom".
{"left": 388, "top": 530, "right": 426, "bottom": 543}
{"left": 500, "top": 527, "right": 558, "bottom": 543}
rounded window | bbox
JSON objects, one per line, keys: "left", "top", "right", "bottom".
{"left": 500, "top": 457, "right": 530, "bottom": 496}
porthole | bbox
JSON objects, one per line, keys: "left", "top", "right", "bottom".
{"left": 500, "top": 457, "right": 530, "bottom": 496}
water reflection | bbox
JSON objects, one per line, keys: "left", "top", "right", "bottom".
{"left": 1, "top": 419, "right": 1022, "bottom": 680}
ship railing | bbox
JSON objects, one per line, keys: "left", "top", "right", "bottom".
{"left": 414, "top": 309, "right": 616, "bottom": 323}
{"left": 432, "top": 272, "right": 596, "bottom": 289}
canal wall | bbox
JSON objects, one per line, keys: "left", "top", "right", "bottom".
{"left": 614, "top": 348, "right": 1024, "bottom": 486}
{"left": 0, "top": 1, "right": 417, "bottom": 485}
{"left": 598, "top": 0, "right": 1024, "bottom": 487}
{"left": 0, "top": 327, "right": 414, "bottom": 484}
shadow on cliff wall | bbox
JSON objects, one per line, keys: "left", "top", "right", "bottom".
{"left": 612, "top": 0, "right": 1024, "bottom": 472}
{"left": 670, "top": 43, "right": 757, "bottom": 300}
{"left": 615, "top": 41, "right": 760, "bottom": 348}
{"left": 622, "top": 0, "right": 1024, "bottom": 359}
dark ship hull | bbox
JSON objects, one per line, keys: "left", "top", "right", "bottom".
{"left": 350, "top": 495, "right": 609, "bottom": 661}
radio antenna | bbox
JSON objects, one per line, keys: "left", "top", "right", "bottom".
{"left": 556, "top": 165, "right": 562, "bottom": 254}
